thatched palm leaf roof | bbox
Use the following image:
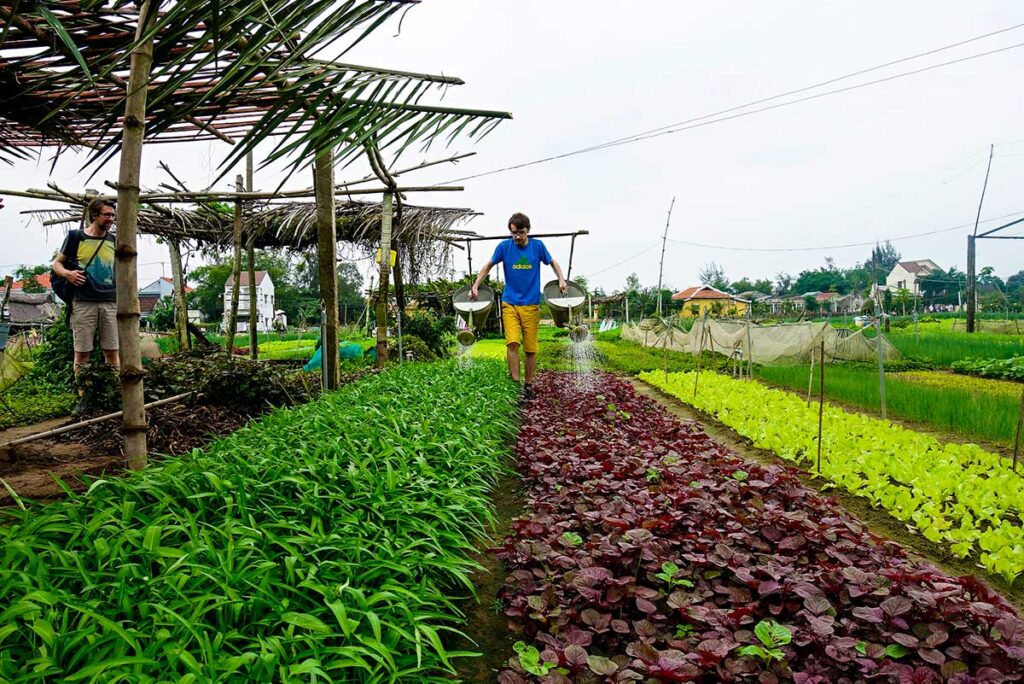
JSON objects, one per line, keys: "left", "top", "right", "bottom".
{"left": 0, "top": 1, "right": 511, "bottom": 170}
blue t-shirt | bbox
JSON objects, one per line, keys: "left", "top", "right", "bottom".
{"left": 491, "top": 238, "right": 552, "bottom": 306}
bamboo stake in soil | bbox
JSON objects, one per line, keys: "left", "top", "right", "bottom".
{"left": 247, "top": 152, "right": 258, "bottom": 360}
{"left": 1013, "top": 384, "right": 1024, "bottom": 473}
{"left": 693, "top": 324, "right": 706, "bottom": 400}
{"left": 168, "top": 237, "right": 189, "bottom": 351}
{"left": 225, "top": 175, "right": 243, "bottom": 353}
{"left": 314, "top": 149, "right": 339, "bottom": 389}
{"left": 375, "top": 192, "right": 395, "bottom": 369}
{"left": 807, "top": 346, "right": 816, "bottom": 407}
{"left": 115, "top": 0, "right": 155, "bottom": 470}
{"left": 817, "top": 337, "right": 825, "bottom": 474}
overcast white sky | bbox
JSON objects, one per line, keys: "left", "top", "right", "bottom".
{"left": 2, "top": 1, "right": 1023, "bottom": 294}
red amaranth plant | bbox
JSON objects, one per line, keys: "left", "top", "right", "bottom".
{"left": 496, "top": 371, "right": 1024, "bottom": 683}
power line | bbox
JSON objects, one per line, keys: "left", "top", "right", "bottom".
{"left": 584, "top": 241, "right": 660, "bottom": 278}
{"left": 441, "top": 26, "right": 1024, "bottom": 185}
{"left": 664, "top": 210, "right": 1024, "bottom": 253}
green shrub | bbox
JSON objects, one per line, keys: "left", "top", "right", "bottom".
{"left": 389, "top": 334, "right": 436, "bottom": 361}
{"left": 74, "top": 362, "right": 120, "bottom": 413}
{"left": 402, "top": 311, "right": 455, "bottom": 358}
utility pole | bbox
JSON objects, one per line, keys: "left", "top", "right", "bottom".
{"left": 967, "top": 144, "right": 994, "bottom": 333}
{"left": 656, "top": 196, "right": 675, "bottom": 318}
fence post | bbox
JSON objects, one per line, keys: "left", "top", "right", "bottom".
{"left": 817, "top": 337, "right": 825, "bottom": 474}
{"left": 1013, "top": 384, "right": 1024, "bottom": 474}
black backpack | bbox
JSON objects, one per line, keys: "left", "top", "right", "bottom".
{"left": 50, "top": 230, "right": 106, "bottom": 309}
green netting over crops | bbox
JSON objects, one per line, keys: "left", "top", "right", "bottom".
{"left": 0, "top": 361, "right": 517, "bottom": 682}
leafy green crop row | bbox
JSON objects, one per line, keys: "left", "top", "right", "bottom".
{"left": 0, "top": 361, "right": 517, "bottom": 682}
{"left": 639, "top": 371, "right": 1024, "bottom": 585}
{"left": 952, "top": 356, "right": 1024, "bottom": 382}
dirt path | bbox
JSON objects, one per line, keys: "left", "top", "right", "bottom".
{"left": 452, "top": 469, "right": 525, "bottom": 683}
{"left": 629, "top": 376, "right": 1024, "bottom": 612}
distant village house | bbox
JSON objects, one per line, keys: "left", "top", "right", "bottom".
{"left": 223, "top": 271, "right": 275, "bottom": 332}
{"left": 672, "top": 285, "right": 750, "bottom": 318}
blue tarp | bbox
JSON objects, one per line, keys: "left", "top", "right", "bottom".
{"left": 302, "top": 341, "right": 370, "bottom": 372}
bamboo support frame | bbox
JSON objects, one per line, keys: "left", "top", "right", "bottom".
{"left": 816, "top": 337, "right": 825, "bottom": 474}
{"left": 1014, "top": 384, "right": 1024, "bottom": 474}
{"left": 246, "top": 153, "right": 258, "bottom": 360}
{"left": 376, "top": 192, "right": 395, "bottom": 369}
{"left": 168, "top": 238, "right": 189, "bottom": 351}
{"left": 314, "top": 149, "right": 339, "bottom": 389}
{"left": 225, "top": 175, "right": 243, "bottom": 352}
{"left": 114, "top": 0, "right": 155, "bottom": 470}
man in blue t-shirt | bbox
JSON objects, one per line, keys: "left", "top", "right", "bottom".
{"left": 471, "top": 212, "right": 567, "bottom": 400}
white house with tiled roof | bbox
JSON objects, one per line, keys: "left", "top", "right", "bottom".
{"left": 224, "top": 270, "right": 275, "bottom": 332}
{"left": 886, "top": 259, "right": 940, "bottom": 294}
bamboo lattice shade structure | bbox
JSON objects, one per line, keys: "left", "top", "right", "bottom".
{"left": 0, "top": 1, "right": 511, "bottom": 167}
{"left": 39, "top": 200, "right": 477, "bottom": 249}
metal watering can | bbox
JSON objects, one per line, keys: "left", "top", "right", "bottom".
{"left": 543, "top": 279, "right": 589, "bottom": 340}
{"left": 452, "top": 284, "right": 496, "bottom": 345}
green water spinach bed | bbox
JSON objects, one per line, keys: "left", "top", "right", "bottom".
{"left": 0, "top": 361, "right": 517, "bottom": 682}
{"left": 497, "top": 372, "right": 1023, "bottom": 682}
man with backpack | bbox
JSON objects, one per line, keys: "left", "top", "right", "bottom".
{"left": 51, "top": 198, "right": 119, "bottom": 371}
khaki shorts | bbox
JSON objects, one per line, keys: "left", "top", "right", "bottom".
{"left": 71, "top": 300, "right": 118, "bottom": 353}
{"left": 502, "top": 303, "right": 540, "bottom": 354}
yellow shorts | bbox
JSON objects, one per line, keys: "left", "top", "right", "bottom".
{"left": 502, "top": 303, "right": 540, "bottom": 354}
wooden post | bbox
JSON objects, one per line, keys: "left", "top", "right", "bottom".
{"left": 393, "top": 241, "right": 406, "bottom": 329}
{"left": 313, "top": 149, "right": 339, "bottom": 389}
{"left": 1013, "top": 383, "right": 1024, "bottom": 474}
{"left": 746, "top": 318, "right": 753, "bottom": 380}
{"left": 567, "top": 234, "right": 577, "bottom": 281}
{"left": 246, "top": 152, "right": 258, "bottom": 360}
{"left": 807, "top": 345, "right": 816, "bottom": 407}
{"left": 966, "top": 234, "right": 977, "bottom": 334}
{"left": 375, "top": 192, "right": 395, "bottom": 369}
{"left": 693, "top": 325, "right": 706, "bottom": 399}
{"left": 114, "top": 0, "right": 156, "bottom": 470}
{"left": 816, "top": 337, "right": 825, "bottom": 474}
{"left": 224, "top": 174, "right": 243, "bottom": 353}
{"left": 168, "top": 238, "right": 189, "bottom": 351}
{"left": 874, "top": 303, "right": 887, "bottom": 420}
{"left": 247, "top": 240, "right": 257, "bottom": 359}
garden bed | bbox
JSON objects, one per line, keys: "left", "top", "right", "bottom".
{"left": 0, "top": 361, "right": 518, "bottom": 680}
{"left": 496, "top": 371, "right": 1023, "bottom": 682}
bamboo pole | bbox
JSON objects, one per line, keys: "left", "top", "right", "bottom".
{"left": 114, "top": 0, "right": 155, "bottom": 470}
{"left": 375, "top": 192, "right": 395, "bottom": 369}
{"left": 247, "top": 239, "right": 257, "bottom": 359}
{"left": 746, "top": 318, "right": 753, "bottom": 380}
{"left": 693, "top": 325, "right": 706, "bottom": 400}
{"left": 224, "top": 175, "right": 243, "bottom": 352}
{"left": 314, "top": 149, "right": 339, "bottom": 389}
{"left": 247, "top": 152, "right": 257, "bottom": 360}
{"left": 0, "top": 392, "right": 193, "bottom": 450}
{"left": 1013, "top": 383, "right": 1024, "bottom": 474}
{"left": 168, "top": 237, "right": 189, "bottom": 351}
{"left": 807, "top": 346, "right": 816, "bottom": 407}
{"left": 816, "top": 337, "right": 825, "bottom": 474}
